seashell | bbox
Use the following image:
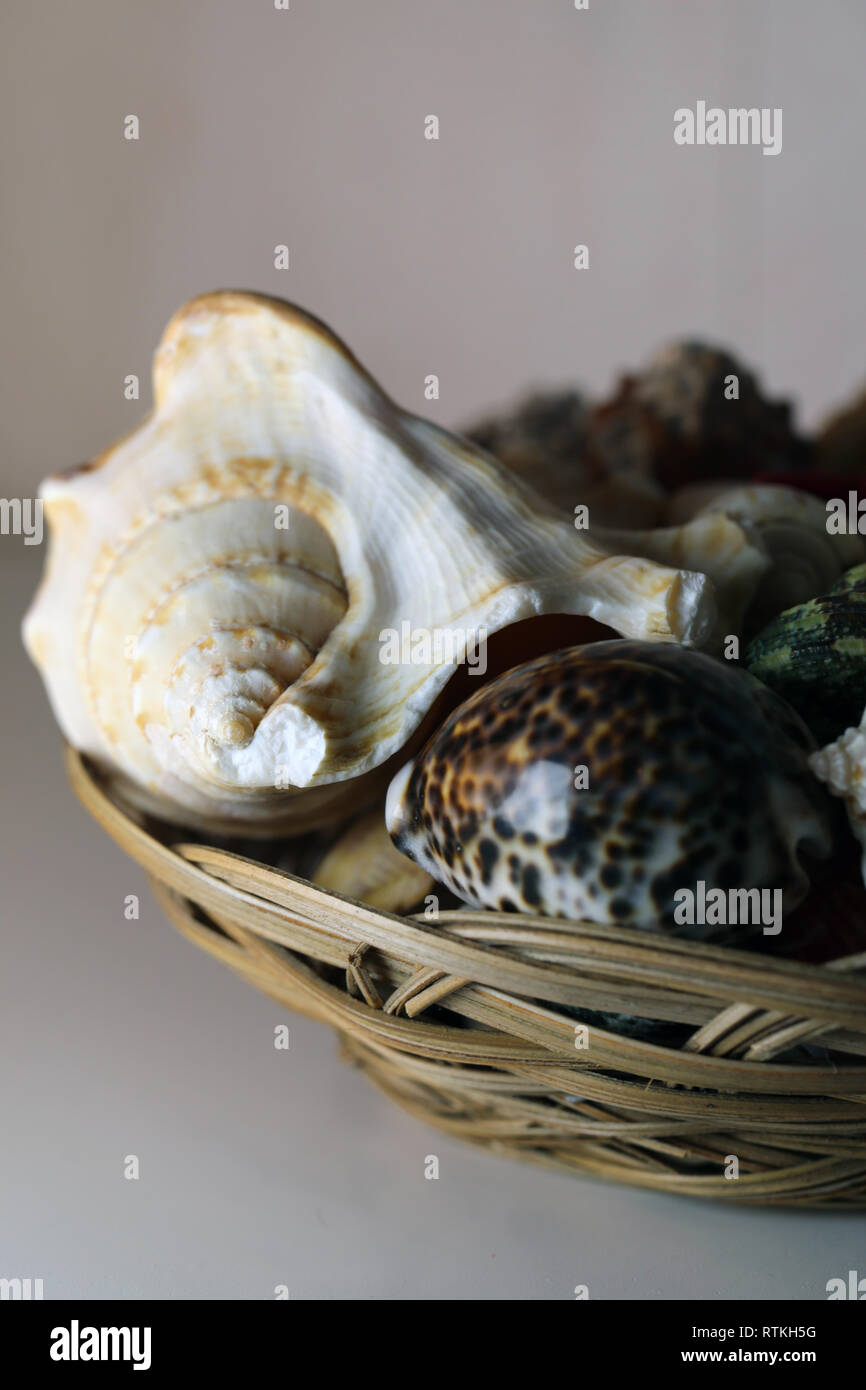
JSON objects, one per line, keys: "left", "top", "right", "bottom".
{"left": 385, "top": 640, "right": 836, "bottom": 933}
{"left": 582, "top": 341, "right": 811, "bottom": 492}
{"left": 666, "top": 483, "right": 865, "bottom": 632}
{"left": 808, "top": 708, "right": 866, "bottom": 886}
{"left": 466, "top": 390, "right": 589, "bottom": 507}
{"left": 464, "top": 342, "right": 811, "bottom": 524}
{"left": 465, "top": 389, "right": 665, "bottom": 527}
{"left": 597, "top": 512, "right": 768, "bottom": 643}
{"left": 829, "top": 562, "right": 866, "bottom": 594}
{"left": 744, "top": 564, "right": 866, "bottom": 746}
{"left": 311, "top": 810, "right": 434, "bottom": 913}
{"left": 816, "top": 383, "right": 866, "bottom": 473}
{"left": 24, "top": 292, "right": 761, "bottom": 833}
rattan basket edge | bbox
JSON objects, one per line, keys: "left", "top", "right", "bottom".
{"left": 65, "top": 744, "right": 866, "bottom": 1207}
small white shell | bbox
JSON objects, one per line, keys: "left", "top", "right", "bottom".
{"left": 809, "top": 711, "right": 866, "bottom": 884}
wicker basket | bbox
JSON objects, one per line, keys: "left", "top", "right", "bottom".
{"left": 66, "top": 745, "right": 866, "bottom": 1207}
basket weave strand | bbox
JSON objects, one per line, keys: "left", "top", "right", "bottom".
{"left": 66, "top": 746, "right": 866, "bottom": 1206}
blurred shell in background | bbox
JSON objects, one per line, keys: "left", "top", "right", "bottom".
{"left": 817, "top": 382, "right": 866, "bottom": 473}
{"left": 666, "top": 483, "right": 865, "bottom": 633}
{"left": 467, "top": 341, "right": 811, "bottom": 530}
{"left": 311, "top": 810, "right": 434, "bottom": 913}
{"left": 584, "top": 341, "right": 812, "bottom": 491}
{"left": 467, "top": 389, "right": 667, "bottom": 528}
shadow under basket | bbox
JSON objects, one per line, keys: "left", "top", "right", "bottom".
{"left": 66, "top": 746, "right": 866, "bottom": 1208}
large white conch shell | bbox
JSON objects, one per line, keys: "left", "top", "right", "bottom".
{"left": 24, "top": 292, "right": 762, "bottom": 833}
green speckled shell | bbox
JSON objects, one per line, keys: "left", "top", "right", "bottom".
{"left": 744, "top": 563, "right": 866, "bottom": 744}
{"left": 829, "top": 562, "right": 866, "bottom": 595}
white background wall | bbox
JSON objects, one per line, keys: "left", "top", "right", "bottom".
{"left": 2, "top": 0, "right": 865, "bottom": 497}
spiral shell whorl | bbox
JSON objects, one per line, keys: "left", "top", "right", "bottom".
{"left": 87, "top": 495, "right": 348, "bottom": 808}
{"left": 161, "top": 623, "right": 317, "bottom": 782}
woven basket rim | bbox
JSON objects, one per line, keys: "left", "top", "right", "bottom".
{"left": 64, "top": 744, "right": 866, "bottom": 1207}
{"left": 66, "top": 745, "right": 866, "bottom": 1058}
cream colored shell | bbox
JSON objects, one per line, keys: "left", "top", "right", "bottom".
{"left": 667, "top": 482, "right": 866, "bottom": 631}
{"left": 311, "top": 810, "right": 434, "bottom": 913}
{"left": 24, "top": 292, "right": 766, "bottom": 832}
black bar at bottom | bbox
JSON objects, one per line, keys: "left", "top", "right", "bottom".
{"left": 2, "top": 1297, "right": 862, "bottom": 1375}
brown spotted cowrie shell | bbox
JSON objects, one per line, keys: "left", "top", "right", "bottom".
{"left": 385, "top": 640, "right": 838, "bottom": 934}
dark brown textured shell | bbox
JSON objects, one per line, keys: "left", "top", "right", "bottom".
{"left": 464, "top": 390, "right": 665, "bottom": 528}
{"left": 466, "top": 390, "right": 589, "bottom": 509}
{"left": 583, "top": 341, "right": 811, "bottom": 491}
{"left": 385, "top": 640, "right": 837, "bottom": 935}
{"left": 817, "top": 383, "right": 866, "bottom": 473}
{"left": 464, "top": 343, "right": 810, "bottom": 518}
